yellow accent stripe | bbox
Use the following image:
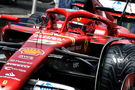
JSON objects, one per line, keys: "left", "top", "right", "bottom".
{"left": 84, "top": 39, "right": 89, "bottom": 52}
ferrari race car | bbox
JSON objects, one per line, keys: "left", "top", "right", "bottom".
{"left": 0, "top": 7, "right": 135, "bottom": 90}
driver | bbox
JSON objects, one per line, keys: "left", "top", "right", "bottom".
{"left": 68, "top": 18, "right": 95, "bottom": 34}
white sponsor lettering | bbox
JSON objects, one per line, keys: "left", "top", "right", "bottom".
{"left": 33, "top": 34, "right": 65, "bottom": 41}
{"left": 57, "top": 24, "right": 62, "bottom": 28}
{"left": 0, "top": 76, "right": 20, "bottom": 81}
{"left": 6, "top": 63, "right": 30, "bottom": 68}
{"left": 5, "top": 72, "right": 15, "bottom": 77}
{"left": 18, "top": 55, "right": 34, "bottom": 60}
{"left": 28, "top": 39, "right": 62, "bottom": 45}
{"left": 94, "top": 30, "right": 105, "bottom": 35}
{"left": 53, "top": 24, "right": 62, "bottom": 28}
{"left": 10, "top": 59, "right": 32, "bottom": 64}
{"left": 4, "top": 66, "right": 26, "bottom": 72}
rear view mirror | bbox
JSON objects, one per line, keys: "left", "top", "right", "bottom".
{"left": 0, "top": 14, "right": 20, "bottom": 22}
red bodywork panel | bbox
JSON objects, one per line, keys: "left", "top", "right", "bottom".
{"left": 0, "top": 8, "right": 135, "bottom": 89}
{"left": 0, "top": 33, "right": 70, "bottom": 89}
{"left": 2, "top": 24, "right": 39, "bottom": 34}
{"left": 0, "top": 30, "right": 90, "bottom": 89}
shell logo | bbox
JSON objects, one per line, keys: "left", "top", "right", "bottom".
{"left": 20, "top": 48, "right": 44, "bottom": 56}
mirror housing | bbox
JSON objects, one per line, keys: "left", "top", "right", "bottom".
{"left": 0, "top": 14, "right": 20, "bottom": 22}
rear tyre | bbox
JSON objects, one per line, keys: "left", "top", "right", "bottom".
{"left": 96, "top": 44, "right": 135, "bottom": 90}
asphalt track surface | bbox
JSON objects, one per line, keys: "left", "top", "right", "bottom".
{"left": 0, "top": 0, "right": 54, "bottom": 15}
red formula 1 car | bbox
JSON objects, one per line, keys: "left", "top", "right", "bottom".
{"left": 0, "top": 8, "right": 135, "bottom": 90}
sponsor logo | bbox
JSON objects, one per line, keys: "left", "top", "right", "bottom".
{"left": 2, "top": 80, "right": 8, "bottom": 85}
{"left": 18, "top": 55, "right": 34, "bottom": 60}
{"left": 28, "top": 39, "right": 62, "bottom": 45}
{"left": 6, "top": 63, "right": 30, "bottom": 68}
{"left": 5, "top": 72, "right": 15, "bottom": 77}
{"left": 33, "top": 34, "right": 65, "bottom": 41}
{"left": 34, "top": 81, "right": 75, "bottom": 90}
{"left": 112, "top": 1, "right": 122, "bottom": 10}
{"left": 20, "top": 47, "right": 44, "bottom": 56}
{"left": 4, "top": 66, "right": 26, "bottom": 72}
{"left": 40, "top": 82, "right": 53, "bottom": 90}
{"left": 10, "top": 59, "right": 32, "bottom": 65}
{"left": 77, "top": 17, "right": 82, "bottom": 21}
{"left": 0, "top": 76, "right": 20, "bottom": 81}
{"left": 57, "top": 24, "right": 62, "bottom": 28}
{"left": 35, "top": 32, "right": 76, "bottom": 45}
{"left": 94, "top": 29, "right": 105, "bottom": 35}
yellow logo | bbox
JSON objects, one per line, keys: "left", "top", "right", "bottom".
{"left": 84, "top": 39, "right": 89, "bottom": 52}
{"left": 77, "top": 17, "right": 82, "bottom": 21}
{"left": 2, "top": 80, "right": 8, "bottom": 85}
{"left": 20, "top": 48, "right": 44, "bottom": 56}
